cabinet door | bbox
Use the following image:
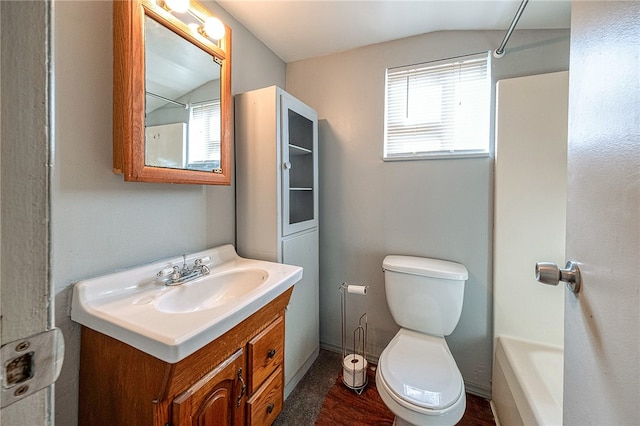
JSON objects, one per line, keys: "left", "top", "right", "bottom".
{"left": 281, "top": 92, "right": 318, "bottom": 236}
{"left": 282, "top": 230, "right": 319, "bottom": 386}
{"left": 172, "top": 349, "right": 246, "bottom": 426}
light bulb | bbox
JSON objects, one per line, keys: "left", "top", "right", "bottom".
{"left": 203, "top": 17, "right": 225, "bottom": 40}
{"left": 164, "top": 0, "right": 189, "bottom": 13}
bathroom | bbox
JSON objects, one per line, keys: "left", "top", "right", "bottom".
{"left": 2, "top": 1, "right": 639, "bottom": 425}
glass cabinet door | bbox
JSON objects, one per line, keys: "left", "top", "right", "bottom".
{"left": 281, "top": 93, "right": 318, "bottom": 236}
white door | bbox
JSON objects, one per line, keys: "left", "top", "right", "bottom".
{"left": 1, "top": 1, "right": 54, "bottom": 424}
{"left": 563, "top": 1, "right": 640, "bottom": 424}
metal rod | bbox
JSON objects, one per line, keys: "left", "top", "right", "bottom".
{"left": 494, "top": 0, "right": 530, "bottom": 58}
{"left": 340, "top": 283, "right": 346, "bottom": 359}
{"left": 146, "top": 91, "right": 189, "bottom": 109}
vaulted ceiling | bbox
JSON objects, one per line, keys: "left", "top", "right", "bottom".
{"left": 217, "top": 0, "right": 571, "bottom": 63}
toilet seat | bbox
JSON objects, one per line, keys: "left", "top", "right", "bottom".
{"left": 378, "top": 329, "right": 464, "bottom": 412}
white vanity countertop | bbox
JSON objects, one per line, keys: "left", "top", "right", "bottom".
{"left": 71, "top": 244, "right": 302, "bottom": 363}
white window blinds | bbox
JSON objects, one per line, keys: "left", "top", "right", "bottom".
{"left": 384, "top": 52, "right": 490, "bottom": 159}
{"left": 188, "top": 100, "right": 221, "bottom": 165}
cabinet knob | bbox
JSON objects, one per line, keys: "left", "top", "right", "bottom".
{"left": 267, "top": 348, "right": 277, "bottom": 359}
{"left": 266, "top": 403, "right": 275, "bottom": 414}
{"left": 282, "top": 162, "right": 291, "bottom": 170}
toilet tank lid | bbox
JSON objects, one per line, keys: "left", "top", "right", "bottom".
{"left": 383, "top": 255, "right": 468, "bottom": 280}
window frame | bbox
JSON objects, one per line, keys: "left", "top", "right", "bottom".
{"left": 383, "top": 52, "right": 491, "bottom": 161}
{"left": 187, "top": 99, "right": 222, "bottom": 169}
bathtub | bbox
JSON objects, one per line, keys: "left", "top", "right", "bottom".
{"left": 492, "top": 336, "right": 563, "bottom": 426}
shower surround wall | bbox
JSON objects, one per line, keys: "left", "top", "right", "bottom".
{"left": 492, "top": 71, "right": 568, "bottom": 426}
{"left": 286, "top": 29, "right": 570, "bottom": 397}
{"left": 52, "top": 1, "right": 286, "bottom": 425}
{"left": 494, "top": 71, "right": 568, "bottom": 347}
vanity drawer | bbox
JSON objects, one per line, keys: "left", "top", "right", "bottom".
{"left": 248, "top": 315, "right": 284, "bottom": 394}
{"left": 246, "top": 366, "right": 283, "bottom": 426}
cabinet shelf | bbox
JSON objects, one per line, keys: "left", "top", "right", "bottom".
{"left": 289, "top": 144, "right": 312, "bottom": 156}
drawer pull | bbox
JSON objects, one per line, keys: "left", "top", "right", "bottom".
{"left": 266, "top": 403, "right": 275, "bottom": 414}
{"left": 267, "top": 348, "right": 277, "bottom": 359}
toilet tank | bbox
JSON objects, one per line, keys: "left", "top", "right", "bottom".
{"left": 383, "top": 255, "right": 468, "bottom": 336}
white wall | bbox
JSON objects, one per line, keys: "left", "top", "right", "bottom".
{"left": 494, "top": 71, "right": 568, "bottom": 347}
{"left": 52, "top": 1, "right": 285, "bottom": 424}
{"left": 286, "top": 29, "right": 570, "bottom": 396}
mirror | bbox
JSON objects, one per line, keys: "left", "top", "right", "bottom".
{"left": 113, "top": 0, "right": 232, "bottom": 185}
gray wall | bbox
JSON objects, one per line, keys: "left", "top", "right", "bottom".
{"left": 286, "top": 29, "right": 570, "bottom": 396}
{"left": 51, "top": 2, "right": 570, "bottom": 420}
{"left": 51, "top": 1, "right": 285, "bottom": 424}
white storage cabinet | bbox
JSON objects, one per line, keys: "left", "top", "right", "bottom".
{"left": 235, "top": 86, "right": 319, "bottom": 398}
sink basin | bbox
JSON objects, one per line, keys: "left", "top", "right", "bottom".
{"left": 154, "top": 268, "right": 269, "bottom": 313}
{"left": 71, "top": 245, "right": 302, "bottom": 363}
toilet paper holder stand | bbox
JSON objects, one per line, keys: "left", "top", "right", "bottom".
{"left": 339, "top": 282, "right": 369, "bottom": 394}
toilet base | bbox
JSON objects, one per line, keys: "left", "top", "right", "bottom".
{"left": 376, "top": 365, "right": 466, "bottom": 426}
{"left": 392, "top": 416, "right": 414, "bottom": 426}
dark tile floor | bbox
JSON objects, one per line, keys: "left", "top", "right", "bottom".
{"left": 274, "top": 349, "right": 342, "bottom": 425}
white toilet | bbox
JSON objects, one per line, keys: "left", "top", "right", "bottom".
{"left": 376, "top": 255, "right": 468, "bottom": 426}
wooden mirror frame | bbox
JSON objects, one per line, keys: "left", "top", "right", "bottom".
{"left": 113, "top": 0, "right": 232, "bottom": 185}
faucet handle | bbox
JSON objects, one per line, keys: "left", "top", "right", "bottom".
{"left": 157, "top": 267, "right": 174, "bottom": 278}
{"left": 195, "top": 256, "right": 211, "bottom": 266}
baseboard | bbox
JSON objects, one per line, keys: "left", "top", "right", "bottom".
{"left": 464, "top": 381, "right": 491, "bottom": 399}
{"left": 319, "top": 340, "right": 342, "bottom": 355}
{"left": 284, "top": 346, "right": 320, "bottom": 400}
{"left": 320, "top": 341, "right": 380, "bottom": 364}
{"left": 490, "top": 400, "right": 502, "bottom": 426}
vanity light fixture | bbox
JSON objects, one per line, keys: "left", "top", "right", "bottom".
{"left": 201, "top": 17, "right": 226, "bottom": 40}
{"left": 163, "top": 0, "right": 189, "bottom": 13}
{"left": 157, "top": 0, "right": 226, "bottom": 40}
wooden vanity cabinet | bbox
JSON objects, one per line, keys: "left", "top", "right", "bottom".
{"left": 172, "top": 349, "right": 246, "bottom": 426}
{"left": 78, "top": 288, "right": 292, "bottom": 426}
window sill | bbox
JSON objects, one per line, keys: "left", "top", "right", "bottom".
{"left": 383, "top": 152, "right": 491, "bottom": 161}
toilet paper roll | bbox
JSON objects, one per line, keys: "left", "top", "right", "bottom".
{"left": 346, "top": 285, "right": 368, "bottom": 295}
{"left": 342, "top": 354, "right": 368, "bottom": 388}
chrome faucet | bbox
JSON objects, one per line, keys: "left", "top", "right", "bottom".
{"left": 157, "top": 255, "right": 211, "bottom": 286}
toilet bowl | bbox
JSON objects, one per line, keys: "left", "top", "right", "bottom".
{"left": 376, "top": 329, "right": 466, "bottom": 426}
{"left": 377, "top": 255, "right": 468, "bottom": 426}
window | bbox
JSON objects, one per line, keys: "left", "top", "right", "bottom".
{"left": 384, "top": 52, "right": 490, "bottom": 160}
{"left": 188, "top": 100, "right": 221, "bottom": 168}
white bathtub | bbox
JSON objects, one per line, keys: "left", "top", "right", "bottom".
{"left": 492, "top": 336, "right": 563, "bottom": 426}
